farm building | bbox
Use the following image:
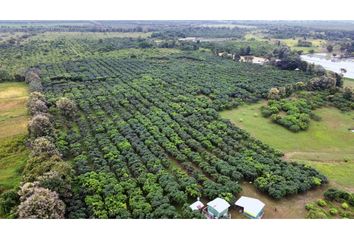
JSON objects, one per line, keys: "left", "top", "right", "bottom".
{"left": 189, "top": 199, "right": 204, "bottom": 211}
{"left": 206, "top": 198, "right": 230, "bottom": 219}
{"left": 235, "top": 196, "right": 265, "bottom": 219}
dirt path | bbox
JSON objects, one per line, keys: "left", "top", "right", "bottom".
{"left": 283, "top": 151, "right": 354, "bottom": 162}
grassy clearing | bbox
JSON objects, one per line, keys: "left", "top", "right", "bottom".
{"left": 0, "top": 82, "right": 28, "bottom": 139}
{"left": 279, "top": 38, "right": 326, "bottom": 53}
{"left": 0, "top": 135, "right": 28, "bottom": 192}
{"left": 344, "top": 78, "right": 354, "bottom": 88}
{"left": 220, "top": 102, "right": 354, "bottom": 190}
{"left": 244, "top": 32, "right": 267, "bottom": 41}
{"left": 0, "top": 82, "right": 29, "bottom": 193}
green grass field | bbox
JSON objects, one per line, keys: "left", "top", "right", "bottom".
{"left": 278, "top": 38, "right": 327, "bottom": 53}
{"left": 0, "top": 82, "right": 28, "bottom": 139}
{"left": 220, "top": 102, "right": 354, "bottom": 191}
{"left": 344, "top": 78, "right": 354, "bottom": 88}
{"left": 0, "top": 82, "right": 29, "bottom": 193}
{"left": 0, "top": 135, "right": 28, "bottom": 192}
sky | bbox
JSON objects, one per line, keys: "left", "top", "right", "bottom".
{"left": 1, "top": 0, "right": 354, "bottom": 20}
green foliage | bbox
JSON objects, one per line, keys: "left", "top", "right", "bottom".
{"left": 329, "top": 208, "right": 338, "bottom": 215}
{"left": 262, "top": 98, "right": 312, "bottom": 132}
{"left": 0, "top": 135, "right": 28, "bottom": 193}
{"left": 305, "top": 203, "right": 315, "bottom": 211}
{"left": 341, "top": 202, "right": 349, "bottom": 209}
{"left": 306, "top": 208, "right": 328, "bottom": 219}
{"left": 324, "top": 188, "right": 354, "bottom": 206}
{"left": 306, "top": 188, "right": 354, "bottom": 219}
{"left": 0, "top": 189, "right": 20, "bottom": 218}
{"left": 0, "top": 68, "right": 13, "bottom": 82}
{"left": 317, "top": 199, "right": 327, "bottom": 207}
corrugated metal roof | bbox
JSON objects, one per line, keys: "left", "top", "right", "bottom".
{"left": 235, "top": 196, "right": 265, "bottom": 217}
{"left": 207, "top": 198, "right": 230, "bottom": 213}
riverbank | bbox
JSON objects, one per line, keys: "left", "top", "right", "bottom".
{"left": 301, "top": 53, "right": 354, "bottom": 78}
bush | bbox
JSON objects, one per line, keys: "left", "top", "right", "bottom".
{"left": 306, "top": 209, "right": 328, "bottom": 219}
{"left": 305, "top": 203, "right": 315, "bottom": 211}
{"left": 267, "top": 88, "right": 280, "bottom": 100}
{"left": 317, "top": 199, "right": 327, "bottom": 207}
{"left": 329, "top": 208, "right": 338, "bottom": 215}
{"left": 0, "top": 189, "right": 20, "bottom": 217}
{"left": 0, "top": 69, "right": 12, "bottom": 82}
{"left": 341, "top": 202, "right": 349, "bottom": 209}
{"left": 324, "top": 188, "right": 354, "bottom": 206}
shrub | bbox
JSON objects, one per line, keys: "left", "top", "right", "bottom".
{"left": 341, "top": 202, "right": 349, "bottom": 209}
{"left": 267, "top": 88, "right": 280, "bottom": 100}
{"left": 329, "top": 208, "right": 338, "bottom": 215}
{"left": 0, "top": 189, "right": 20, "bottom": 217}
{"left": 0, "top": 69, "right": 12, "bottom": 82}
{"left": 317, "top": 199, "right": 327, "bottom": 207}
{"left": 306, "top": 209, "right": 328, "bottom": 219}
{"left": 312, "top": 177, "right": 322, "bottom": 186}
{"left": 324, "top": 188, "right": 354, "bottom": 206}
{"left": 305, "top": 203, "right": 315, "bottom": 211}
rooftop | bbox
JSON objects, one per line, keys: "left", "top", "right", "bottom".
{"left": 235, "top": 196, "right": 265, "bottom": 218}
{"left": 207, "top": 198, "right": 230, "bottom": 213}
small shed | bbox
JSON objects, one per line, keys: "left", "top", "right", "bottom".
{"left": 207, "top": 198, "right": 230, "bottom": 219}
{"left": 189, "top": 200, "right": 204, "bottom": 211}
{"left": 235, "top": 196, "right": 265, "bottom": 219}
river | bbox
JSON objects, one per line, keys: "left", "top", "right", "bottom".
{"left": 301, "top": 53, "right": 354, "bottom": 79}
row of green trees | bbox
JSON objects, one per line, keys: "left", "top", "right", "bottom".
{"left": 0, "top": 69, "right": 79, "bottom": 218}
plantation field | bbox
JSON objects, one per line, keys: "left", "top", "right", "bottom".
{"left": 0, "top": 82, "right": 29, "bottom": 193}
{"left": 0, "top": 31, "right": 179, "bottom": 77}
{"left": 1, "top": 22, "right": 353, "bottom": 219}
{"left": 221, "top": 103, "right": 354, "bottom": 190}
{"left": 32, "top": 31, "right": 152, "bottom": 41}
{"left": 31, "top": 51, "right": 328, "bottom": 218}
